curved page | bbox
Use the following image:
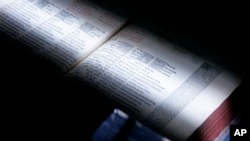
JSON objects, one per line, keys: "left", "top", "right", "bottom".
{"left": 66, "top": 22, "right": 242, "bottom": 141}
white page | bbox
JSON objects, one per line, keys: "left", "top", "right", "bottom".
{"left": 0, "top": 0, "right": 130, "bottom": 73}
{"left": 67, "top": 23, "right": 242, "bottom": 141}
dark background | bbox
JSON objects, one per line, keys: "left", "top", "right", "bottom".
{"left": 1, "top": 0, "right": 249, "bottom": 140}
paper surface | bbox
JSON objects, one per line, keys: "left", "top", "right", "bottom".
{"left": 0, "top": 0, "right": 129, "bottom": 73}
{"left": 67, "top": 23, "right": 242, "bottom": 140}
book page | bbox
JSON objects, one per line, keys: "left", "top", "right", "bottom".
{"left": 0, "top": 1, "right": 15, "bottom": 8}
{"left": 66, "top": 22, "right": 242, "bottom": 141}
{"left": 0, "top": 0, "right": 130, "bottom": 74}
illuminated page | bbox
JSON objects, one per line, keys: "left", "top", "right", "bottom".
{"left": 0, "top": 0, "right": 15, "bottom": 8}
{"left": 0, "top": 0, "right": 64, "bottom": 36}
{"left": 0, "top": 0, "right": 130, "bottom": 73}
{"left": 67, "top": 22, "right": 242, "bottom": 141}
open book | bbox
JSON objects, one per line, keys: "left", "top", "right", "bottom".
{"left": 1, "top": 0, "right": 245, "bottom": 141}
